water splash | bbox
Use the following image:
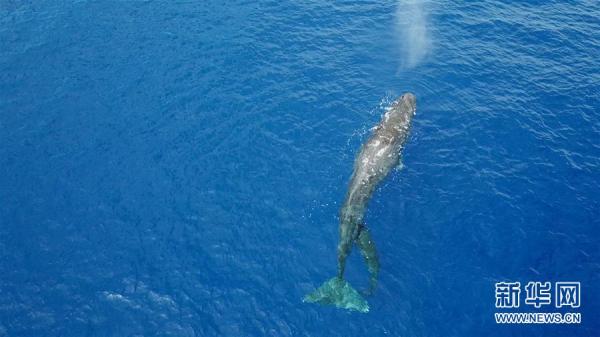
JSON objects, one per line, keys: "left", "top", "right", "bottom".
{"left": 395, "top": 0, "right": 432, "bottom": 69}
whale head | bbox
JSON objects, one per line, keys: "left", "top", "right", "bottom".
{"left": 400, "top": 93, "right": 416, "bottom": 113}
{"left": 383, "top": 93, "right": 416, "bottom": 131}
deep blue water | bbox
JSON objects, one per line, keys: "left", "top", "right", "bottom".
{"left": 1, "top": 1, "right": 599, "bottom": 336}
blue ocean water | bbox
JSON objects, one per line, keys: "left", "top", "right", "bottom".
{"left": 1, "top": 1, "right": 599, "bottom": 336}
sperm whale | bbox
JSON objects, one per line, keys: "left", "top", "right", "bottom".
{"left": 304, "top": 93, "right": 417, "bottom": 313}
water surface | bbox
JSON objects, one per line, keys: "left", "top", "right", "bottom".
{"left": 1, "top": 1, "right": 599, "bottom": 336}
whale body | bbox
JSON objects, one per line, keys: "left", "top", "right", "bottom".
{"left": 304, "top": 93, "right": 417, "bottom": 313}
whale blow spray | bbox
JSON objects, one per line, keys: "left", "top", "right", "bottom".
{"left": 396, "top": 0, "right": 431, "bottom": 69}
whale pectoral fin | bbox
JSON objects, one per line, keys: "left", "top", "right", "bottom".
{"left": 356, "top": 226, "right": 380, "bottom": 296}
{"left": 303, "top": 277, "right": 369, "bottom": 313}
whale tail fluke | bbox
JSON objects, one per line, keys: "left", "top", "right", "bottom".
{"left": 303, "top": 277, "right": 369, "bottom": 313}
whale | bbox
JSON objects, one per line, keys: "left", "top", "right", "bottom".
{"left": 304, "top": 93, "right": 417, "bottom": 313}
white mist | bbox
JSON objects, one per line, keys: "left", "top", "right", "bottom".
{"left": 395, "top": 0, "right": 432, "bottom": 69}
